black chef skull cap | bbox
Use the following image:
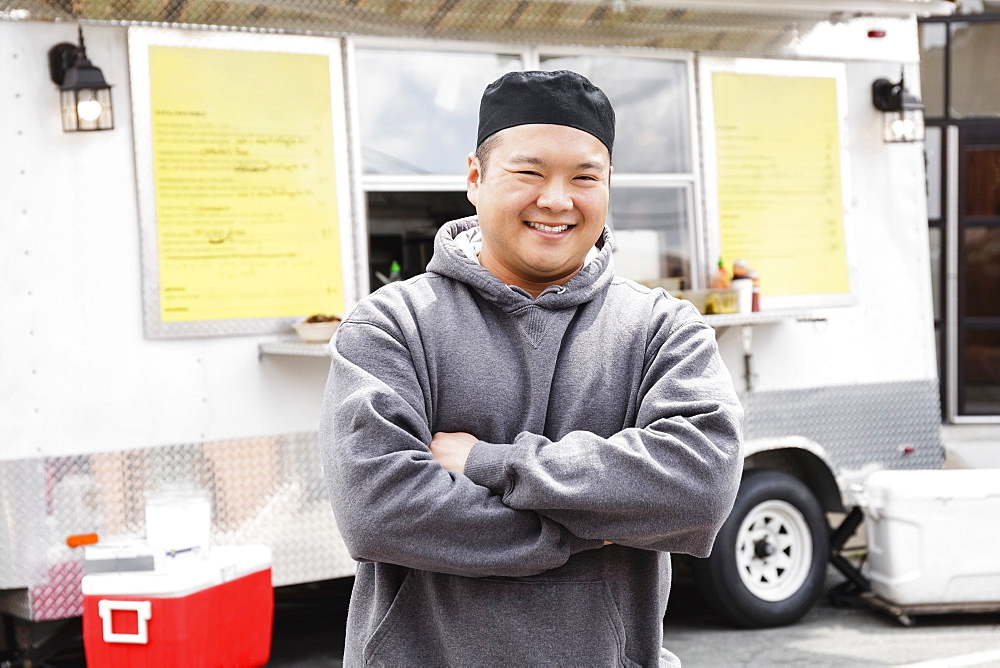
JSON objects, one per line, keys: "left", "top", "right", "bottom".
{"left": 476, "top": 70, "right": 615, "bottom": 156}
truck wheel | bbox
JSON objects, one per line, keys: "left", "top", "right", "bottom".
{"left": 692, "top": 469, "right": 829, "bottom": 628}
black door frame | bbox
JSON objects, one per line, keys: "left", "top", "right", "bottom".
{"left": 921, "top": 12, "right": 1000, "bottom": 421}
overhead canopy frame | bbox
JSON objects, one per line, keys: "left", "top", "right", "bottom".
{"left": 4, "top": 0, "right": 955, "bottom": 50}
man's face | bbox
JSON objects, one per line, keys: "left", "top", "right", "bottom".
{"left": 466, "top": 123, "right": 611, "bottom": 295}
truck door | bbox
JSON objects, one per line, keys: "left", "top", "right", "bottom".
{"left": 955, "top": 122, "right": 1000, "bottom": 417}
{"left": 922, "top": 15, "right": 1000, "bottom": 421}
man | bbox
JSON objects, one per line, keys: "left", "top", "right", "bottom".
{"left": 321, "top": 70, "right": 743, "bottom": 667}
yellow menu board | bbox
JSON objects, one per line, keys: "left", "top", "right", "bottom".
{"left": 148, "top": 46, "right": 343, "bottom": 321}
{"left": 713, "top": 71, "right": 849, "bottom": 298}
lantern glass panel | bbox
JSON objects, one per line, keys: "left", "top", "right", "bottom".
{"left": 60, "top": 87, "right": 114, "bottom": 132}
{"left": 60, "top": 89, "right": 79, "bottom": 131}
{"left": 882, "top": 109, "right": 924, "bottom": 143}
{"left": 93, "top": 88, "right": 114, "bottom": 130}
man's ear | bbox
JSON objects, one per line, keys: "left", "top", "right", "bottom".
{"left": 466, "top": 152, "right": 481, "bottom": 207}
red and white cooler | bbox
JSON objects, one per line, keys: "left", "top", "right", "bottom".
{"left": 82, "top": 545, "right": 274, "bottom": 667}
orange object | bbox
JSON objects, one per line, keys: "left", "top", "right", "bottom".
{"left": 67, "top": 533, "right": 99, "bottom": 548}
{"left": 710, "top": 258, "right": 730, "bottom": 288}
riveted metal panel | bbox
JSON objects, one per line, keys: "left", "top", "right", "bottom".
{"left": 0, "top": 433, "right": 353, "bottom": 621}
{"left": 743, "top": 379, "right": 945, "bottom": 473}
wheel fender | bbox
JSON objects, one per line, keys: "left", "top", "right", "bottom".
{"left": 743, "top": 436, "right": 844, "bottom": 512}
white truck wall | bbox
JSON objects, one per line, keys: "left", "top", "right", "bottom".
{"left": 2, "top": 21, "right": 939, "bottom": 451}
{"left": 0, "top": 16, "right": 945, "bottom": 622}
{"left": 1, "top": 21, "right": 330, "bottom": 460}
{"left": 715, "top": 59, "right": 937, "bottom": 394}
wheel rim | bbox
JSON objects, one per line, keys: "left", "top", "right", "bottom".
{"left": 734, "top": 499, "right": 813, "bottom": 602}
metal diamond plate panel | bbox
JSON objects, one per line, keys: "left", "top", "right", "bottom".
{"left": 0, "top": 382, "right": 943, "bottom": 621}
{"left": 0, "top": 432, "right": 354, "bottom": 622}
{"left": 743, "top": 379, "right": 945, "bottom": 474}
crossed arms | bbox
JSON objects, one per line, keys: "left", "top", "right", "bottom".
{"left": 320, "top": 304, "right": 743, "bottom": 579}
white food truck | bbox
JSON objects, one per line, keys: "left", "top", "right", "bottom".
{"left": 1, "top": 0, "right": 956, "bottom": 659}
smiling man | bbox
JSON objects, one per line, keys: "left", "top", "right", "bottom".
{"left": 321, "top": 70, "right": 743, "bottom": 667}
{"left": 470, "top": 121, "right": 610, "bottom": 295}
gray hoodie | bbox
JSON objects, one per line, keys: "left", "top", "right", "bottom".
{"left": 321, "top": 216, "right": 743, "bottom": 667}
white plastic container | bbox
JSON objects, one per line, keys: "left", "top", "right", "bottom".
{"left": 145, "top": 485, "right": 212, "bottom": 558}
{"left": 862, "top": 469, "right": 1000, "bottom": 606}
{"left": 731, "top": 277, "right": 753, "bottom": 313}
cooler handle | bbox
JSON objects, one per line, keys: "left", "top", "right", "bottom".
{"left": 97, "top": 599, "right": 152, "bottom": 644}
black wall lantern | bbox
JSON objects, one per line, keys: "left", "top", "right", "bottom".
{"left": 871, "top": 70, "right": 924, "bottom": 144}
{"left": 48, "top": 27, "right": 114, "bottom": 132}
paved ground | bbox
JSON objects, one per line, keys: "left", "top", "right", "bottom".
{"left": 262, "top": 566, "right": 1000, "bottom": 668}
{"left": 663, "top": 568, "right": 1000, "bottom": 668}
{"left": 24, "top": 437, "right": 1000, "bottom": 666}
{"left": 25, "top": 563, "right": 1000, "bottom": 667}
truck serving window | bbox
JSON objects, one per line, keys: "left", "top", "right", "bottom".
{"left": 353, "top": 43, "right": 696, "bottom": 293}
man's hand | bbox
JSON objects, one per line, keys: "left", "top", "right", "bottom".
{"left": 429, "top": 431, "right": 478, "bottom": 473}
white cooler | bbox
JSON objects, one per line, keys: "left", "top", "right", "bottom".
{"left": 862, "top": 469, "right": 1000, "bottom": 607}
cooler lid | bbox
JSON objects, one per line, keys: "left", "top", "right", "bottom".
{"left": 864, "top": 469, "right": 1000, "bottom": 504}
{"left": 82, "top": 544, "right": 272, "bottom": 597}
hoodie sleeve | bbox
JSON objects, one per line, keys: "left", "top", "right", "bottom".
{"left": 462, "top": 304, "right": 744, "bottom": 558}
{"left": 320, "top": 316, "right": 604, "bottom": 578}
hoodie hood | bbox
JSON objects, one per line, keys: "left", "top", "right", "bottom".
{"left": 425, "top": 216, "right": 616, "bottom": 312}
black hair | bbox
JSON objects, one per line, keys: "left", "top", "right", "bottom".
{"left": 474, "top": 134, "right": 503, "bottom": 180}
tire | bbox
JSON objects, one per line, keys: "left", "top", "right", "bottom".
{"left": 692, "top": 469, "right": 829, "bottom": 628}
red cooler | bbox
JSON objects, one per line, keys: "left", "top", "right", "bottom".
{"left": 82, "top": 545, "right": 273, "bottom": 667}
